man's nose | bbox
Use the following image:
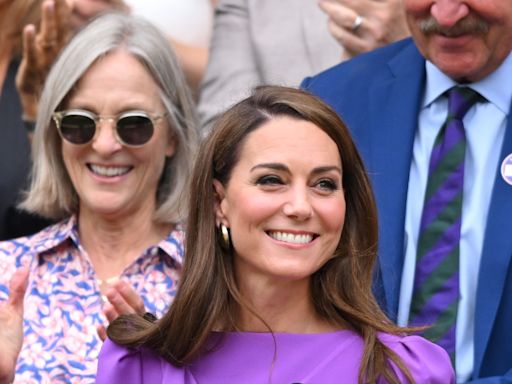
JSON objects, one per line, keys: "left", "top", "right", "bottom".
{"left": 431, "top": 0, "right": 470, "bottom": 27}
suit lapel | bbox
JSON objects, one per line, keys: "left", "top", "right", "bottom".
{"left": 367, "top": 43, "right": 426, "bottom": 319}
{"left": 473, "top": 108, "right": 512, "bottom": 375}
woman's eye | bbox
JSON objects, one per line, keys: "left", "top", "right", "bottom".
{"left": 256, "top": 175, "right": 283, "bottom": 186}
{"left": 315, "top": 179, "right": 339, "bottom": 191}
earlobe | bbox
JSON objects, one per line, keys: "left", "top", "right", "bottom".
{"left": 165, "top": 137, "right": 176, "bottom": 157}
{"left": 213, "top": 179, "right": 228, "bottom": 227}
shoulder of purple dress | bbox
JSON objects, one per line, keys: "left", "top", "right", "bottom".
{"left": 378, "top": 333, "right": 455, "bottom": 383}
{"left": 96, "top": 339, "right": 167, "bottom": 383}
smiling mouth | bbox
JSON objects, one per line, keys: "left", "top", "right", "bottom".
{"left": 266, "top": 231, "right": 318, "bottom": 245}
{"left": 88, "top": 164, "right": 132, "bottom": 177}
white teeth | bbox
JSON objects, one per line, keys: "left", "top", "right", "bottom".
{"left": 89, "top": 164, "right": 131, "bottom": 177}
{"left": 268, "top": 231, "right": 313, "bottom": 244}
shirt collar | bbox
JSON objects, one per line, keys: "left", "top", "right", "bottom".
{"left": 27, "top": 216, "right": 77, "bottom": 256}
{"left": 28, "top": 216, "right": 184, "bottom": 268}
{"left": 158, "top": 223, "right": 185, "bottom": 267}
{"left": 423, "top": 51, "right": 512, "bottom": 114}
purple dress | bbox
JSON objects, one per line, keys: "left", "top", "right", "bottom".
{"left": 97, "top": 331, "right": 454, "bottom": 383}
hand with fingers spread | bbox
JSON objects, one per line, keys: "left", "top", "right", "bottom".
{"left": 15, "top": 0, "right": 72, "bottom": 122}
{"left": 318, "top": 0, "right": 409, "bottom": 59}
{"left": 97, "top": 280, "right": 146, "bottom": 341}
{"left": 0, "top": 268, "right": 29, "bottom": 384}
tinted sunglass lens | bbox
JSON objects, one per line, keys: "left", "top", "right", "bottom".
{"left": 60, "top": 114, "right": 96, "bottom": 144}
{"left": 117, "top": 115, "right": 154, "bottom": 146}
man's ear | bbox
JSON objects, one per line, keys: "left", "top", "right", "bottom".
{"left": 213, "top": 179, "right": 229, "bottom": 227}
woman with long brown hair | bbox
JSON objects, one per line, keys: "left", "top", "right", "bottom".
{"left": 97, "top": 86, "right": 454, "bottom": 383}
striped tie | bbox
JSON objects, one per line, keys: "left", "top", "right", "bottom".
{"left": 409, "top": 86, "right": 481, "bottom": 362}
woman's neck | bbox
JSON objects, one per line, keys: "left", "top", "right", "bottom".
{"left": 78, "top": 205, "right": 173, "bottom": 281}
{"left": 235, "top": 276, "right": 338, "bottom": 334}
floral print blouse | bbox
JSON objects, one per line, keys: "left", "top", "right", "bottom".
{"left": 0, "top": 216, "right": 183, "bottom": 383}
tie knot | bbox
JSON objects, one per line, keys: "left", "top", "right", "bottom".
{"left": 447, "top": 86, "right": 481, "bottom": 120}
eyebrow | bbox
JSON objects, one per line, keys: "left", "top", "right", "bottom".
{"left": 250, "top": 163, "right": 342, "bottom": 175}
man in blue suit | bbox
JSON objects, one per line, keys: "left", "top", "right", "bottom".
{"left": 303, "top": 0, "right": 512, "bottom": 382}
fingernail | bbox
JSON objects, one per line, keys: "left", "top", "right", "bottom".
{"left": 43, "top": 0, "right": 55, "bottom": 12}
{"left": 25, "top": 24, "right": 36, "bottom": 34}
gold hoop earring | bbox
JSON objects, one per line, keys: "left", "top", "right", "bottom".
{"left": 220, "top": 224, "right": 231, "bottom": 248}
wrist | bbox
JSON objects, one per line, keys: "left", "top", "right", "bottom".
{"left": 19, "top": 94, "right": 38, "bottom": 121}
{"left": 22, "top": 118, "right": 36, "bottom": 133}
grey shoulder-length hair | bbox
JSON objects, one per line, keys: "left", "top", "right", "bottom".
{"left": 21, "top": 12, "right": 199, "bottom": 223}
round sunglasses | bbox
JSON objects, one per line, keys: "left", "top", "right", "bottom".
{"left": 52, "top": 109, "right": 168, "bottom": 147}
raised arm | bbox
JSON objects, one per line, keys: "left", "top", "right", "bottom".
{"left": 15, "top": 0, "right": 72, "bottom": 135}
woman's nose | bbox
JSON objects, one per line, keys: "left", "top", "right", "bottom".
{"left": 91, "top": 119, "right": 123, "bottom": 154}
{"left": 282, "top": 186, "right": 313, "bottom": 221}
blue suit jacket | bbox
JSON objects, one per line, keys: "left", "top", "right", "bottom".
{"left": 302, "top": 38, "right": 512, "bottom": 383}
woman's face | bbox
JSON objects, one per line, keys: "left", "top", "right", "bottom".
{"left": 61, "top": 50, "right": 175, "bottom": 220}
{"left": 215, "top": 117, "right": 345, "bottom": 284}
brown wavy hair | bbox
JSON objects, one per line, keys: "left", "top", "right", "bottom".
{"left": 108, "top": 85, "right": 414, "bottom": 383}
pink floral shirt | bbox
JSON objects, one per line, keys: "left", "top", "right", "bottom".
{"left": 0, "top": 216, "right": 183, "bottom": 383}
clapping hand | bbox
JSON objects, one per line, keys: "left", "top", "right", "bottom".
{"left": 318, "top": 0, "right": 410, "bottom": 60}
{"left": 15, "top": 0, "right": 72, "bottom": 122}
{"left": 97, "top": 280, "right": 146, "bottom": 341}
{"left": 0, "top": 268, "right": 29, "bottom": 384}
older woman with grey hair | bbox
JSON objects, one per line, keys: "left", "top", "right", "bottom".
{"left": 0, "top": 12, "right": 198, "bottom": 383}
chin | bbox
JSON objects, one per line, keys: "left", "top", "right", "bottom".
{"left": 431, "top": 53, "right": 486, "bottom": 82}
{"left": 82, "top": 199, "right": 129, "bottom": 217}
{"left": 268, "top": 266, "right": 318, "bottom": 282}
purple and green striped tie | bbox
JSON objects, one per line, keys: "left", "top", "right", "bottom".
{"left": 409, "top": 86, "right": 481, "bottom": 362}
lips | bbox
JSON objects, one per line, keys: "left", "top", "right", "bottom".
{"left": 88, "top": 164, "right": 132, "bottom": 177}
{"left": 432, "top": 33, "right": 477, "bottom": 50}
{"left": 266, "top": 230, "right": 318, "bottom": 245}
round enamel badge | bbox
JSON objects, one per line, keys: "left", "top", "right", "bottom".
{"left": 501, "top": 154, "right": 512, "bottom": 186}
